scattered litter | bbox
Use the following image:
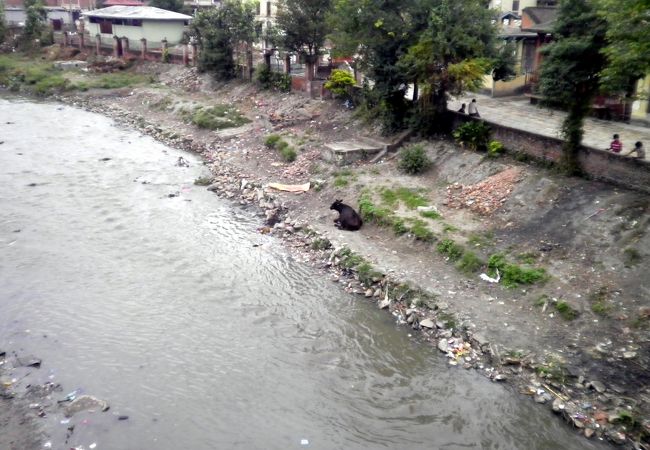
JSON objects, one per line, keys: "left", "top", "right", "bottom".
{"left": 60, "top": 418, "right": 70, "bottom": 424}
{"left": 267, "top": 182, "right": 310, "bottom": 193}
{"left": 176, "top": 156, "right": 190, "bottom": 167}
{"left": 89, "top": 443, "right": 97, "bottom": 449}
{"left": 43, "top": 442, "right": 52, "bottom": 448}
{"left": 479, "top": 269, "right": 500, "bottom": 283}
{"left": 117, "top": 415, "right": 129, "bottom": 421}
{"left": 300, "top": 438, "right": 309, "bottom": 446}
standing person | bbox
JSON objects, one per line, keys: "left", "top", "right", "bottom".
{"left": 609, "top": 133, "right": 623, "bottom": 153}
{"left": 624, "top": 141, "right": 645, "bottom": 159}
{"left": 468, "top": 99, "right": 480, "bottom": 117}
{"left": 458, "top": 103, "right": 466, "bottom": 113}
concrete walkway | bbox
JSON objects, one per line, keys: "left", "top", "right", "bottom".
{"left": 449, "top": 94, "right": 650, "bottom": 161}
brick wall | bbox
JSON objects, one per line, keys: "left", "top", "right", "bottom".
{"left": 451, "top": 112, "right": 650, "bottom": 194}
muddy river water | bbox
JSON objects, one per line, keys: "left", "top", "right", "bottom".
{"left": 0, "top": 98, "right": 605, "bottom": 449}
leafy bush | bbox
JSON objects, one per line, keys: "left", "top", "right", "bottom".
{"left": 265, "top": 134, "right": 281, "bottom": 148}
{"left": 397, "top": 144, "right": 432, "bottom": 175}
{"left": 437, "top": 239, "right": 464, "bottom": 261}
{"left": 456, "top": 251, "right": 484, "bottom": 274}
{"left": 324, "top": 69, "right": 355, "bottom": 97}
{"left": 280, "top": 146, "right": 297, "bottom": 162}
{"left": 488, "top": 253, "right": 547, "bottom": 288}
{"left": 453, "top": 121, "right": 491, "bottom": 151}
{"left": 256, "top": 64, "right": 291, "bottom": 92}
{"left": 488, "top": 140, "right": 505, "bottom": 157}
{"left": 187, "top": 105, "right": 250, "bottom": 130}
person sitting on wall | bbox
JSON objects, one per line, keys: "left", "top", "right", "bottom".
{"left": 468, "top": 99, "right": 480, "bottom": 117}
{"left": 623, "top": 141, "right": 645, "bottom": 159}
{"left": 458, "top": 103, "right": 466, "bottom": 113}
{"left": 608, "top": 133, "right": 623, "bottom": 153}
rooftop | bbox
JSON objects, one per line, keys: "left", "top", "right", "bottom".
{"left": 82, "top": 6, "right": 191, "bottom": 21}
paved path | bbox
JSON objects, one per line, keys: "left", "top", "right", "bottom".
{"left": 449, "top": 94, "right": 650, "bottom": 161}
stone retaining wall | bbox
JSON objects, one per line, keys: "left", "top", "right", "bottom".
{"left": 451, "top": 112, "right": 650, "bottom": 194}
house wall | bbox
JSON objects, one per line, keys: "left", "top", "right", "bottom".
{"left": 4, "top": 8, "right": 26, "bottom": 25}
{"left": 85, "top": 19, "right": 187, "bottom": 47}
{"left": 452, "top": 112, "right": 650, "bottom": 194}
{"left": 489, "top": 0, "right": 537, "bottom": 14}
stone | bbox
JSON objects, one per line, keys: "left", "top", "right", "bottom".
{"left": 63, "top": 395, "right": 110, "bottom": 418}
{"left": 420, "top": 318, "right": 435, "bottom": 329}
{"left": 551, "top": 398, "right": 565, "bottom": 413}
{"left": 494, "top": 374, "right": 507, "bottom": 382}
{"left": 373, "top": 289, "right": 382, "bottom": 298}
{"left": 364, "top": 289, "right": 373, "bottom": 298}
{"left": 534, "top": 395, "right": 548, "bottom": 404}
{"left": 590, "top": 380, "right": 606, "bottom": 393}
{"left": 622, "top": 351, "right": 637, "bottom": 359}
{"left": 605, "top": 431, "right": 626, "bottom": 445}
{"left": 584, "top": 428, "right": 594, "bottom": 438}
{"left": 378, "top": 299, "right": 390, "bottom": 309}
{"left": 437, "top": 338, "right": 449, "bottom": 353}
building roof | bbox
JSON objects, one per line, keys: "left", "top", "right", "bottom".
{"left": 82, "top": 6, "right": 191, "bottom": 21}
{"left": 521, "top": 6, "right": 558, "bottom": 32}
{"left": 104, "top": 0, "right": 145, "bottom": 6}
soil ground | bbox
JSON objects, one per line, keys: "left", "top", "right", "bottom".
{"left": 2, "top": 57, "right": 649, "bottom": 447}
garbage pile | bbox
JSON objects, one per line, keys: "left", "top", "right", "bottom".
{"left": 445, "top": 167, "right": 523, "bottom": 215}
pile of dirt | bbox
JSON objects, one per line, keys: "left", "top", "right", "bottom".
{"left": 445, "top": 166, "right": 523, "bottom": 215}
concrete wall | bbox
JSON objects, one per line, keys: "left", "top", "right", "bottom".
{"left": 84, "top": 20, "right": 187, "bottom": 47}
{"left": 451, "top": 112, "right": 650, "bottom": 194}
{"left": 631, "top": 76, "right": 649, "bottom": 122}
{"left": 489, "top": 0, "right": 537, "bottom": 14}
{"left": 5, "top": 8, "right": 26, "bottom": 26}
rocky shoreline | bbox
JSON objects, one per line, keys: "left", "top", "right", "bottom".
{"left": 40, "top": 88, "right": 648, "bottom": 449}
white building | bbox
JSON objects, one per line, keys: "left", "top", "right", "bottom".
{"left": 82, "top": 6, "right": 192, "bottom": 48}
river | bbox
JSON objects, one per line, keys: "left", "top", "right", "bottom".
{"left": 0, "top": 98, "right": 604, "bottom": 449}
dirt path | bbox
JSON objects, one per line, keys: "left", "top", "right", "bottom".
{"left": 41, "top": 62, "right": 650, "bottom": 447}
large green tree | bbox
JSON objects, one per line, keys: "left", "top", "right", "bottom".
{"left": 191, "top": 0, "right": 258, "bottom": 80}
{"left": 275, "top": 0, "right": 332, "bottom": 57}
{"left": 329, "top": 0, "right": 427, "bottom": 132}
{"left": 538, "top": 0, "right": 608, "bottom": 174}
{"left": 22, "top": 0, "right": 46, "bottom": 47}
{"left": 598, "top": 0, "right": 650, "bottom": 95}
{"left": 0, "top": 1, "right": 6, "bottom": 44}
{"left": 399, "top": 0, "right": 498, "bottom": 132}
{"left": 148, "top": 0, "right": 185, "bottom": 13}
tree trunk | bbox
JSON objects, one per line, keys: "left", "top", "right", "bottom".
{"left": 560, "top": 103, "right": 587, "bottom": 175}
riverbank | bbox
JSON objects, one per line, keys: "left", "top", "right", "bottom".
{"left": 2, "top": 53, "right": 649, "bottom": 447}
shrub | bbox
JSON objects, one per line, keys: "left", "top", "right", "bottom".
{"left": 264, "top": 134, "right": 281, "bottom": 148}
{"left": 256, "top": 63, "right": 291, "bottom": 92}
{"left": 453, "top": 121, "right": 491, "bottom": 151}
{"left": 437, "top": 239, "right": 464, "bottom": 261}
{"left": 311, "top": 237, "right": 331, "bottom": 250}
{"left": 324, "top": 69, "right": 355, "bottom": 97}
{"left": 276, "top": 140, "right": 289, "bottom": 150}
{"left": 555, "top": 301, "right": 578, "bottom": 320}
{"left": 487, "top": 140, "right": 505, "bottom": 157}
{"left": 397, "top": 144, "right": 432, "bottom": 175}
{"left": 280, "top": 146, "right": 297, "bottom": 162}
{"left": 456, "top": 251, "right": 484, "bottom": 274}
{"left": 189, "top": 105, "right": 250, "bottom": 130}
{"left": 488, "top": 253, "right": 547, "bottom": 288}
{"left": 409, "top": 219, "right": 436, "bottom": 242}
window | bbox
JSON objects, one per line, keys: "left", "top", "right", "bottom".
{"left": 512, "top": 0, "right": 519, "bottom": 12}
{"left": 266, "top": 1, "right": 271, "bottom": 16}
{"left": 99, "top": 19, "right": 112, "bottom": 34}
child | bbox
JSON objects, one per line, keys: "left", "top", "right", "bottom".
{"left": 624, "top": 141, "right": 645, "bottom": 159}
{"left": 609, "top": 134, "right": 622, "bottom": 153}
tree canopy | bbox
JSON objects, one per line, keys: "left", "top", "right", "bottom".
{"left": 274, "top": 0, "right": 333, "bottom": 57}
{"left": 148, "top": 0, "right": 186, "bottom": 13}
{"left": 191, "top": 0, "right": 258, "bottom": 80}
{"left": 598, "top": 0, "right": 650, "bottom": 93}
{"left": 538, "top": 0, "right": 608, "bottom": 173}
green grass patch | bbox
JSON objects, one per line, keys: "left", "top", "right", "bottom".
{"left": 623, "top": 247, "right": 642, "bottom": 267}
{"left": 338, "top": 247, "right": 364, "bottom": 269}
{"left": 264, "top": 134, "right": 282, "bottom": 148}
{"left": 280, "top": 146, "right": 297, "bottom": 162}
{"left": 467, "top": 231, "right": 495, "bottom": 248}
{"left": 535, "top": 357, "right": 568, "bottom": 383}
{"left": 419, "top": 210, "right": 441, "bottom": 220}
{"left": 488, "top": 253, "right": 548, "bottom": 288}
{"left": 589, "top": 286, "right": 613, "bottom": 316}
{"left": 516, "top": 252, "right": 539, "bottom": 264}
{"left": 185, "top": 105, "right": 250, "bottom": 130}
{"left": 379, "top": 187, "right": 428, "bottom": 209}
{"left": 358, "top": 191, "right": 395, "bottom": 226}
{"left": 310, "top": 237, "right": 331, "bottom": 250}
{"left": 356, "top": 262, "right": 383, "bottom": 287}
{"left": 437, "top": 239, "right": 464, "bottom": 261}
{"left": 408, "top": 219, "right": 436, "bottom": 243}
{"left": 554, "top": 300, "right": 578, "bottom": 321}
{"left": 456, "top": 251, "right": 484, "bottom": 274}
{"left": 442, "top": 223, "right": 459, "bottom": 233}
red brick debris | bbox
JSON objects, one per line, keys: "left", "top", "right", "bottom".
{"left": 281, "top": 149, "right": 321, "bottom": 179}
{"left": 445, "top": 167, "right": 523, "bottom": 215}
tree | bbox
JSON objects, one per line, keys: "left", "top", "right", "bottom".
{"left": 598, "top": 0, "right": 650, "bottom": 95}
{"left": 399, "top": 0, "right": 498, "bottom": 133}
{"left": 191, "top": 0, "right": 259, "bottom": 80}
{"left": 329, "top": 0, "right": 426, "bottom": 132}
{"left": 275, "top": 0, "right": 332, "bottom": 57}
{"left": 0, "top": 1, "right": 6, "bottom": 44}
{"left": 148, "top": 0, "right": 185, "bottom": 13}
{"left": 538, "top": 0, "right": 607, "bottom": 174}
{"left": 22, "top": 0, "right": 47, "bottom": 47}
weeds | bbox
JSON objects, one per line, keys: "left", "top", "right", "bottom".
{"left": 194, "top": 176, "right": 212, "bottom": 186}
{"left": 589, "top": 286, "right": 613, "bottom": 316}
{"left": 409, "top": 219, "right": 436, "bottom": 243}
{"left": 554, "top": 300, "right": 578, "bottom": 321}
{"left": 185, "top": 105, "right": 250, "bottom": 130}
{"left": 456, "top": 251, "right": 484, "bottom": 274}
{"left": 310, "top": 237, "right": 331, "bottom": 251}
{"left": 397, "top": 144, "right": 432, "bottom": 175}
{"left": 419, "top": 210, "right": 441, "bottom": 220}
{"left": 623, "top": 247, "right": 642, "bottom": 267}
{"left": 437, "top": 239, "right": 464, "bottom": 261}
{"left": 264, "top": 134, "right": 281, "bottom": 148}
{"left": 488, "top": 253, "right": 547, "bottom": 288}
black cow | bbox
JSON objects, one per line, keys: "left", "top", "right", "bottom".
{"left": 330, "top": 199, "right": 363, "bottom": 231}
